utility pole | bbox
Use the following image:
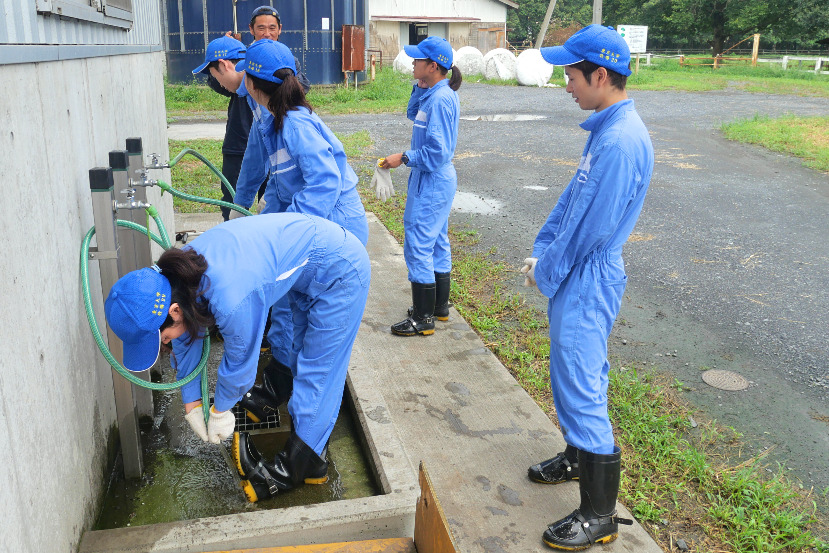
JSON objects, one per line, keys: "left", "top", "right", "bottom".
{"left": 534, "top": 0, "right": 558, "bottom": 48}
{"left": 592, "top": 0, "right": 602, "bottom": 25}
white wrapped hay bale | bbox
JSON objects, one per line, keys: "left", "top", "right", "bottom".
{"left": 516, "top": 49, "right": 555, "bottom": 87}
{"left": 393, "top": 49, "right": 414, "bottom": 75}
{"left": 455, "top": 46, "right": 484, "bottom": 75}
{"left": 482, "top": 48, "right": 517, "bottom": 81}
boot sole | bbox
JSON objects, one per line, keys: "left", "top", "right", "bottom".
{"left": 231, "top": 432, "right": 247, "bottom": 478}
{"left": 304, "top": 475, "right": 329, "bottom": 484}
{"left": 391, "top": 329, "right": 435, "bottom": 336}
{"left": 529, "top": 475, "right": 579, "bottom": 485}
{"left": 436, "top": 315, "right": 449, "bottom": 322}
{"left": 542, "top": 532, "right": 617, "bottom": 551}
{"left": 240, "top": 480, "right": 259, "bottom": 503}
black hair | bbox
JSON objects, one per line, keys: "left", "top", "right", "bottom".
{"left": 206, "top": 58, "right": 242, "bottom": 73}
{"left": 156, "top": 248, "right": 214, "bottom": 345}
{"left": 246, "top": 69, "right": 313, "bottom": 131}
{"left": 438, "top": 63, "right": 463, "bottom": 91}
{"left": 249, "top": 7, "right": 280, "bottom": 28}
{"left": 569, "top": 60, "right": 627, "bottom": 90}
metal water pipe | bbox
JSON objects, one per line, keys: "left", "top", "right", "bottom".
{"left": 89, "top": 165, "right": 144, "bottom": 478}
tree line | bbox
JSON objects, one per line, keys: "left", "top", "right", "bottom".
{"left": 507, "top": 0, "right": 829, "bottom": 55}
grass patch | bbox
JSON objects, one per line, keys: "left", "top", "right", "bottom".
{"left": 722, "top": 114, "right": 829, "bottom": 173}
{"left": 167, "top": 139, "right": 225, "bottom": 213}
{"left": 165, "top": 68, "right": 413, "bottom": 121}
{"left": 167, "top": 131, "right": 375, "bottom": 215}
{"left": 625, "top": 58, "right": 829, "bottom": 97}
{"left": 165, "top": 78, "right": 229, "bottom": 121}
{"left": 354, "top": 169, "right": 828, "bottom": 553}
{"left": 306, "top": 67, "right": 413, "bottom": 114}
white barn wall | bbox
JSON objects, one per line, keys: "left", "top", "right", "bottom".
{"left": 0, "top": 0, "right": 171, "bottom": 550}
{"left": 370, "top": 0, "right": 508, "bottom": 23}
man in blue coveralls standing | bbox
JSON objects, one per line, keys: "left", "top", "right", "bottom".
{"left": 521, "top": 25, "right": 654, "bottom": 550}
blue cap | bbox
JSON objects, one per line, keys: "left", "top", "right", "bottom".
{"left": 104, "top": 267, "right": 171, "bottom": 372}
{"left": 404, "top": 36, "right": 453, "bottom": 70}
{"left": 192, "top": 35, "right": 247, "bottom": 75}
{"left": 540, "top": 24, "right": 631, "bottom": 77}
{"left": 235, "top": 39, "right": 296, "bottom": 84}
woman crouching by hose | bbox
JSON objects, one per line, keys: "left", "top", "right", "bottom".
{"left": 104, "top": 214, "right": 370, "bottom": 502}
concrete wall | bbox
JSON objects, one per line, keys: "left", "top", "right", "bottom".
{"left": 0, "top": 51, "right": 173, "bottom": 553}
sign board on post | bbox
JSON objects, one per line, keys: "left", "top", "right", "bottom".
{"left": 617, "top": 25, "right": 648, "bottom": 54}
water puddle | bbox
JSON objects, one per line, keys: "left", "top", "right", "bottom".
{"left": 452, "top": 191, "right": 502, "bottom": 215}
{"left": 94, "top": 351, "right": 378, "bottom": 530}
{"left": 460, "top": 114, "right": 547, "bottom": 122}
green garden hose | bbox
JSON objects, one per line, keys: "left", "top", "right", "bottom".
{"left": 156, "top": 180, "right": 253, "bottom": 217}
{"left": 83, "top": 148, "right": 256, "bottom": 424}
{"left": 169, "top": 148, "right": 236, "bottom": 200}
{"left": 82, "top": 215, "right": 210, "bottom": 423}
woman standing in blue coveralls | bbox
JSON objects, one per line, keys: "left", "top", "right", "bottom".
{"left": 227, "top": 39, "right": 368, "bottom": 426}
{"left": 104, "top": 214, "right": 370, "bottom": 502}
{"left": 521, "top": 26, "right": 654, "bottom": 550}
{"left": 380, "top": 36, "right": 462, "bottom": 337}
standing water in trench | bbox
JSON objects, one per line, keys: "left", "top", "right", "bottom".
{"left": 94, "top": 344, "right": 378, "bottom": 530}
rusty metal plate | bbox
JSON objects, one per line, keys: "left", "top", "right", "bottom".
{"left": 701, "top": 369, "right": 749, "bottom": 391}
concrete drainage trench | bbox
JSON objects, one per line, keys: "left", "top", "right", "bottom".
{"left": 80, "top": 340, "right": 418, "bottom": 553}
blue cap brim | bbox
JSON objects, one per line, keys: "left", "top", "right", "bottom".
{"left": 403, "top": 44, "right": 426, "bottom": 59}
{"left": 540, "top": 45, "right": 583, "bottom": 67}
{"left": 235, "top": 59, "right": 246, "bottom": 72}
{"left": 121, "top": 329, "right": 161, "bottom": 372}
{"left": 192, "top": 61, "right": 210, "bottom": 75}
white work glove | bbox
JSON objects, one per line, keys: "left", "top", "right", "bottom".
{"left": 229, "top": 206, "right": 249, "bottom": 220}
{"left": 184, "top": 404, "right": 209, "bottom": 442}
{"left": 207, "top": 406, "right": 235, "bottom": 444}
{"left": 520, "top": 257, "right": 538, "bottom": 288}
{"left": 371, "top": 163, "right": 395, "bottom": 201}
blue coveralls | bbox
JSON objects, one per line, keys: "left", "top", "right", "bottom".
{"left": 233, "top": 84, "right": 367, "bottom": 244}
{"left": 402, "top": 79, "right": 459, "bottom": 284}
{"left": 171, "top": 213, "right": 371, "bottom": 455}
{"left": 234, "top": 81, "right": 368, "bottom": 366}
{"left": 532, "top": 99, "right": 653, "bottom": 455}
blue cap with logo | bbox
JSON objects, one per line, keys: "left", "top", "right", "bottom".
{"left": 192, "top": 35, "right": 247, "bottom": 75}
{"left": 540, "top": 24, "right": 631, "bottom": 77}
{"left": 404, "top": 36, "right": 453, "bottom": 70}
{"left": 235, "top": 39, "right": 296, "bottom": 84}
{"left": 104, "top": 266, "right": 172, "bottom": 372}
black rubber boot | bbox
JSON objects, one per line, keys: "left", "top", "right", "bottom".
{"left": 391, "top": 282, "right": 436, "bottom": 336}
{"left": 231, "top": 431, "right": 261, "bottom": 478}
{"left": 528, "top": 444, "right": 579, "bottom": 484}
{"left": 434, "top": 271, "right": 451, "bottom": 321}
{"left": 408, "top": 272, "right": 451, "bottom": 321}
{"left": 239, "top": 432, "right": 329, "bottom": 503}
{"left": 239, "top": 358, "right": 293, "bottom": 423}
{"left": 542, "top": 448, "right": 632, "bottom": 550}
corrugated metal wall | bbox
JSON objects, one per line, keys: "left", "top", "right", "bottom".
{"left": 165, "top": 0, "right": 364, "bottom": 84}
{"left": 0, "top": 0, "right": 160, "bottom": 46}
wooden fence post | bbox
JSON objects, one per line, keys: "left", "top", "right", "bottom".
{"left": 751, "top": 34, "right": 760, "bottom": 67}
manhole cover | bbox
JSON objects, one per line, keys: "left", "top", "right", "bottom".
{"left": 460, "top": 114, "right": 547, "bottom": 121}
{"left": 701, "top": 369, "right": 749, "bottom": 391}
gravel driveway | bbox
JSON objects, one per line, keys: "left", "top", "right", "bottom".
{"left": 325, "top": 82, "right": 829, "bottom": 506}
